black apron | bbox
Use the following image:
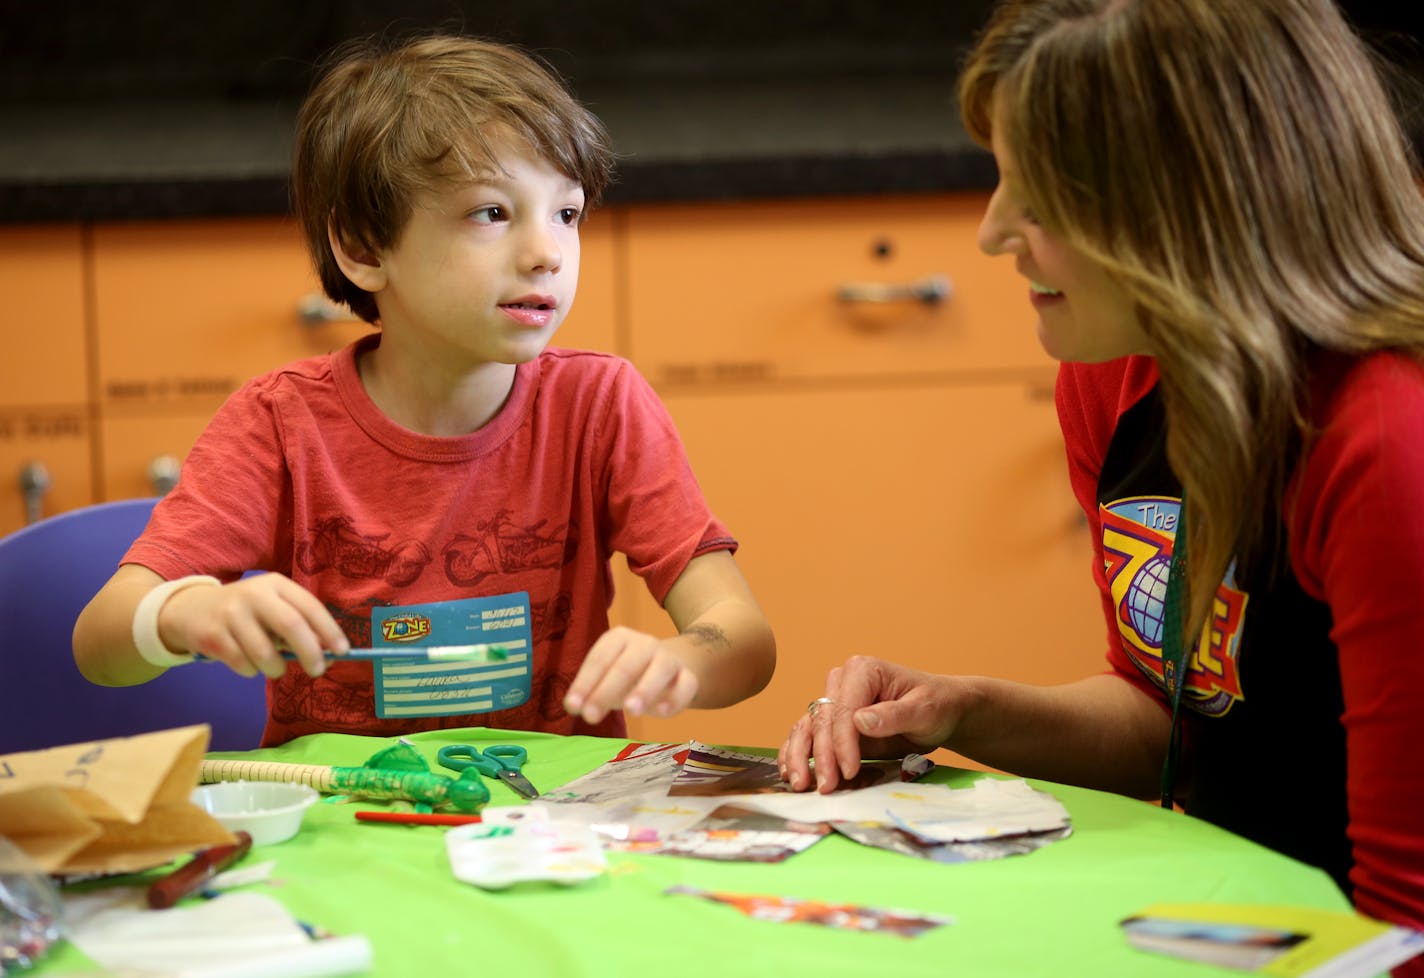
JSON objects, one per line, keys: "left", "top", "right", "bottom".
{"left": 1098, "top": 385, "right": 1350, "bottom": 894}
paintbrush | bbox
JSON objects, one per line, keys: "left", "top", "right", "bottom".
{"left": 196, "top": 644, "right": 508, "bottom": 665}
{"left": 281, "top": 644, "right": 509, "bottom": 663}
{"left": 147, "top": 830, "right": 253, "bottom": 909}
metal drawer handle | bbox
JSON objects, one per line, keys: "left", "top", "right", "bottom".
{"left": 836, "top": 275, "right": 951, "bottom": 306}
{"left": 148, "top": 455, "right": 181, "bottom": 495}
{"left": 19, "top": 461, "right": 51, "bottom": 525}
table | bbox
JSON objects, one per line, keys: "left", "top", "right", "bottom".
{"left": 38, "top": 727, "right": 1351, "bottom": 978}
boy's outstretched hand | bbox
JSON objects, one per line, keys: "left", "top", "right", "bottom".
{"left": 560, "top": 550, "right": 774, "bottom": 726}
{"left": 160, "top": 571, "right": 350, "bottom": 679}
{"left": 562, "top": 625, "right": 700, "bottom": 724}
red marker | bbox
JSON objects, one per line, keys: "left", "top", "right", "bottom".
{"left": 147, "top": 831, "right": 253, "bottom": 909}
{"left": 354, "top": 810, "right": 483, "bottom": 826}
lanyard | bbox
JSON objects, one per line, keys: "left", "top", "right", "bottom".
{"left": 1158, "top": 494, "right": 1189, "bottom": 809}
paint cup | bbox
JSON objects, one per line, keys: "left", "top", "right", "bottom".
{"left": 191, "top": 781, "right": 319, "bottom": 846}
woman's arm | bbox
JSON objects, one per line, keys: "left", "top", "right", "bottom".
{"left": 778, "top": 654, "right": 1170, "bottom": 796}
{"left": 1292, "top": 355, "right": 1424, "bottom": 932}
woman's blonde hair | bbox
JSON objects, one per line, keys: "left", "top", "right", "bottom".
{"left": 293, "top": 34, "right": 615, "bottom": 324}
{"left": 961, "top": 0, "right": 1424, "bottom": 637}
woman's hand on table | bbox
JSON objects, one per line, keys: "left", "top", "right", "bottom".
{"left": 778, "top": 656, "right": 959, "bottom": 793}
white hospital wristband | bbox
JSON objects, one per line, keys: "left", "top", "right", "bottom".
{"left": 131, "top": 575, "right": 221, "bottom": 668}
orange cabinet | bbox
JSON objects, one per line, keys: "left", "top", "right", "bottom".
{"left": 98, "top": 412, "right": 214, "bottom": 503}
{"left": 89, "top": 218, "right": 374, "bottom": 499}
{"left": 0, "top": 413, "right": 94, "bottom": 534}
{"left": 622, "top": 194, "right": 1048, "bottom": 386}
{"left": 617, "top": 194, "right": 1106, "bottom": 753}
{"left": 91, "top": 218, "right": 371, "bottom": 417}
{"left": 565, "top": 211, "right": 618, "bottom": 353}
{"left": 621, "top": 383, "right": 1105, "bottom": 756}
{"left": 1, "top": 224, "right": 88, "bottom": 407}
{"left": 0, "top": 224, "right": 94, "bottom": 532}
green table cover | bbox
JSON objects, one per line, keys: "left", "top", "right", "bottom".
{"left": 37, "top": 727, "right": 1352, "bottom": 978}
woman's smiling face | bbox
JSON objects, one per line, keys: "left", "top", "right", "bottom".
{"left": 976, "top": 106, "right": 1149, "bottom": 364}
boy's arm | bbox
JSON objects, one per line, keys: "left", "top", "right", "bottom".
{"left": 563, "top": 550, "right": 776, "bottom": 724}
{"left": 73, "top": 564, "right": 347, "bottom": 686}
{"left": 660, "top": 549, "right": 776, "bottom": 708}
{"left": 73, "top": 564, "right": 172, "bottom": 686}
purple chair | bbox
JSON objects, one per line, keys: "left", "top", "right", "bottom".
{"left": 0, "top": 498, "right": 267, "bottom": 754}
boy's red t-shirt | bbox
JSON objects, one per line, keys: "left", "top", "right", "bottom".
{"left": 125, "top": 336, "right": 735, "bottom": 745}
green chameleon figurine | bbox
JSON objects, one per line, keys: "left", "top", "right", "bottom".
{"left": 199, "top": 741, "right": 491, "bottom": 813}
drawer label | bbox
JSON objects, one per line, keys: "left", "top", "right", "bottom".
{"left": 105, "top": 376, "right": 239, "bottom": 403}
{"left": 658, "top": 361, "right": 777, "bottom": 385}
{"left": 0, "top": 411, "right": 87, "bottom": 441}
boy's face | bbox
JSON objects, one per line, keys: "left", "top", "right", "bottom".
{"left": 370, "top": 133, "right": 584, "bottom": 368}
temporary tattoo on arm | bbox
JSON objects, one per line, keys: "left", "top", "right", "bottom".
{"left": 684, "top": 623, "right": 730, "bottom": 650}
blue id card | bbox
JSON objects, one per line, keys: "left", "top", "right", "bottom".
{"left": 371, "top": 592, "right": 532, "bottom": 719}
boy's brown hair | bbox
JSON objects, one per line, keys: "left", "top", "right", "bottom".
{"left": 293, "top": 34, "right": 615, "bottom": 324}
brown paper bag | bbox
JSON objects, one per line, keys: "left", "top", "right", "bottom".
{"left": 0, "top": 724, "right": 235, "bottom": 874}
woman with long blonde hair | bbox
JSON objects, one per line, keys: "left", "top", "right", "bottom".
{"left": 782, "top": 0, "right": 1424, "bottom": 951}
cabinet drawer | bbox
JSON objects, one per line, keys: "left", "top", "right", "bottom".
{"left": 0, "top": 224, "right": 87, "bottom": 408}
{"left": 0, "top": 409, "right": 94, "bottom": 534}
{"left": 563, "top": 211, "right": 617, "bottom": 353}
{"left": 624, "top": 194, "right": 1047, "bottom": 386}
{"left": 98, "top": 412, "right": 212, "bottom": 502}
{"left": 91, "top": 218, "right": 375, "bottom": 414}
{"left": 624, "top": 380, "right": 1104, "bottom": 751}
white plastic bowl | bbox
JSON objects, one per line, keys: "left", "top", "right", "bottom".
{"left": 191, "top": 781, "right": 319, "bottom": 846}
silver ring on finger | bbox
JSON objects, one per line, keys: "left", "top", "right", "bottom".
{"left": 807, "top": 696, "right": 835, "bottom": 719}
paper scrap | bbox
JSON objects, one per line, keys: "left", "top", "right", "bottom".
{"left": 666, "top": 885, "right": 952, "bottom": 938}
{"left": 64, "top": 889, "right": 372, "bottom": 978}
{"left": 831, "top": 821, "right": 1071, "bottom": 863}
{"left": 887, "top": 778, "right": 1071, "bottom": 843}
{"left": 618, "top": 804, "right": 830, "bottom": 862}
{"left": 539, "top": 741, "right": 691, "bottom": 805}
{"left": 734, "top": 777, "right": 1069, "bottom": 842}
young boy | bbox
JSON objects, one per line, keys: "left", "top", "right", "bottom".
{"left": 72, "top": 34, "right": 776, "bottom": 746}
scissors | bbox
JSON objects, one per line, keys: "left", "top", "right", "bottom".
{"left": 436, "top": 744, "right": 539, "bottom": 800}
